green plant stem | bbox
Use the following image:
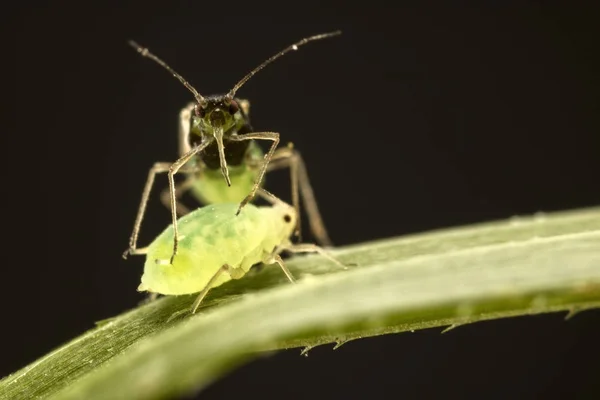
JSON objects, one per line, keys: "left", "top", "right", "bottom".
{"left": 1, "top": 207, "right": 599, "bottom": 400}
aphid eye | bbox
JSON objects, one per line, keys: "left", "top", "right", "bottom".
{"left": 228, "top": 100, "right": 239, "bottom": 115}
{"left": 195, "top": 104, "right": 206, "bottom": 118}
{"left": 283, "top": 214, "right": 292, "bottom": 223}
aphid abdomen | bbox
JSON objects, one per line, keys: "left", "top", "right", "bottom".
{"left": 190, "top": 165, "right": 257, "bottom": 204}
{"left": 239, "top": 246, "right": 265, "bottom": 273}
{"left": 190, "top": 137, "right": 264, "bottom": 205}
{"left": 140, "top": 204, "right": 269, "bottom": 296}
{"left": 139, "top": 239, "right": 225, "bottom": 295}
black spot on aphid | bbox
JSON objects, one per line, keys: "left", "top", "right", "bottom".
{"left": 283, "top": 214, "right": 292, "bottom": 223}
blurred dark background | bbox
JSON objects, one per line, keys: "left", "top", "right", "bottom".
{"left": 4, "top": 2, "right": 600, "bottom": 399}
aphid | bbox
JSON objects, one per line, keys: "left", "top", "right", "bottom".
{"left": 130, "top": 190, "right": 344, "bottom": 314}
{"left": 123, "top": 31, "right": 341, "bottom": 264}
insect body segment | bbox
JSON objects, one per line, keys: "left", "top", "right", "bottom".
{"left": 138, "top": 202, "right": 287, "bottom": 296}
{"left": 180, "top": 100, "right": 263, "bottom": 205}
{"left": 137, "top": 196, "right": 344, "bottom": 314}
{"left": 188, "top": 95, "right": 252, "bottom": 186}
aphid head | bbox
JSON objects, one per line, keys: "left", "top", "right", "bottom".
{"left": 192, "top": 95, "right": 244, "bottom": 137}
{"left": 129, "top": 31, "right": 341, "bottom": 185}
{"left": 128, "top": 31, "right": 342, "bottom": 126}
{"left": 270, "top": 198, "right": 298, "bottom": 242}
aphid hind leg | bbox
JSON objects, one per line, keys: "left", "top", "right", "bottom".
{"left": 229, "top": 131, "right": 280, "bottom": 216}
{"left": 266, "top": 144, "right": 332, "bottom": 247}
{"left": 191, "top": 264, "right": 233, "bottom": 314}
{"left": 159, "top": 175, "right": 197, "bottom": 217}
{"left": 167, "top": 141, "right": 213, "bottom": 265}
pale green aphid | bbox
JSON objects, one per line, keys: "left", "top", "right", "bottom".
{"left": 136, "top": 193, "right": 343, "bottom": 313}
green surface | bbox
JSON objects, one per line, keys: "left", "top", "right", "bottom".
{"left": 1, "top": 207, "right": 599, "bottom": 400}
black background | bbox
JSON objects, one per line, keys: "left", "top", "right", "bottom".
{"left": 4, "top": 2, "right": 600, "bottom": 400}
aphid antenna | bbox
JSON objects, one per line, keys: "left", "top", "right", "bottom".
{"left": 127, "top": 40, "right": 206, "bottom": 106}
{"left": 128, "top": 31, "right": 340, "bottom": 190}
{"left": 225, "top": 30, "right": 342, "bottom": 100}
{"left": 128, "top": 30, "right": 341, "bottom": 107}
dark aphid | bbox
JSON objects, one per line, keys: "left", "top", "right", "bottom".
{"left": 124, "top": 32, "right": 341, "bottom": 264}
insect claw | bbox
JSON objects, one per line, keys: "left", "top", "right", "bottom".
{"left": 122, "top": 248, "right": 131, "bottom": 260}
{"left": 236, "top": 196, "right": 251, "bottom": 216}
{"left": 168, "top": 251, "right": 178, "bottom": 265}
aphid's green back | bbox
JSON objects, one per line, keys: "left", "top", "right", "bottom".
{"left": 140, "top": 203, "right": 270, "bottom": 295}
{"left": 186, "top": 141, "right": 264, "bottom": 205}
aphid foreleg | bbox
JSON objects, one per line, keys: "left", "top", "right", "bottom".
{"left": 281, "top": 243, "right": 347, "bottom": 269}
{"left": 159, "top": 175, "right": 197, "bottom": 217}
{"left": 168, "top": 140, "right": 214, "bottom": 265}
{"left": 264, "top": 253, "right": 296, "bottom": 284}
{"left": 255, "top": 187, "right": 281, "bottom": 205}
{"left": 229, "top": 131, "right": 280, "bottom": 216}
{"left": 238, "top": 99, "right": 250, "bottom": 116}
{"left": 129, "top": 246, "right": 149, "bottom": 255}
{"left": 191, "top": 264, "right": 233, "bottom": 314}
{"left": 124, "top": 162, "right": 195, "bottom": 259}
{"left": 266, "top": 144, "right": 332, "bottom": 247}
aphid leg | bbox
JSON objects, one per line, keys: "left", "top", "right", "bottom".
{"left": 264, "top": 253, "right": 297, "bottom": 284}
{"left": 282, "top": 243, "right": 348, "bottom": 269}
{"left": 229, "top": 131, "right": 280, "bottom": 216}
{"left": 255, "top": 187, "right": 284, "bottom": 205}
{"left": 177, "top": 102, "right": 196, "bottom": 156}
{"left": 129, "top": 246, "right": 149, "bottom": 255}
{"left": 159, "top": 175, "right": 197, "bottom": 217}
{"left": 238, "top": 99, "right": 250, "bottom": 116}
{"left": 123, "top": 161, "right": 199, "bottom": 259}
{"left": 124, "top": 162, "right": 175, "bottom": 258}
{"left": 167, "top": 140, "right": 214, "bottom": 265}
{"left": 266, "top": 144, "right": 333, "bottom": 247}
{"left": 191, "top": 264, "right": 233, "bottom": 314}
